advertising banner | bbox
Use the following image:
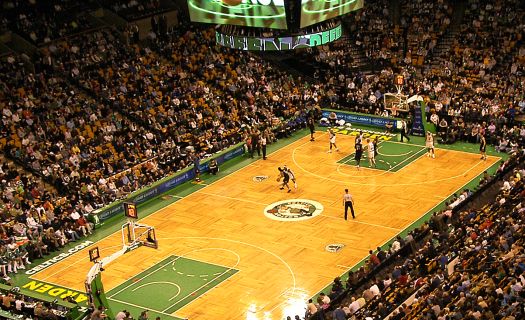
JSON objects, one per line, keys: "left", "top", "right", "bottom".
{"left": 321, "top": 110, "right": 400, "bottom": 129}
{"left": 215, "top": 23, "right": 342, "bottom": 50}
{"left": 411, "top": 102, "right": 425, "bottom": 136}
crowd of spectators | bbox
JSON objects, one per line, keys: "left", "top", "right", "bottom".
{"left": 307, "top": 150, "right": 525, "bottom": 319}
{"left": 106, "top": 0, "right": 175, "bottom": 21}
{"left": 347, "top": 0, "right": 401, "bottom": 65}
{"left": 400, "top": 0, "right": 453, "bottom": 65}
{"left": 421, "top": 0, "right": 524, "bottom": 147}
{"left": 0, "top": 161, "right": 95, "bottom": 278}
{"left": 0, "top": 287, "right": 70, "bottom": 319}
{"left": 0, "top": 0, "right": 97, "bottom": 45}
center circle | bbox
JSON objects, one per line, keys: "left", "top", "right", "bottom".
{"left": 263, "top": 199, "right": 324, "bottom": 221}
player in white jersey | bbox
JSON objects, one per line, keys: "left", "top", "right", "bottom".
{"left": 283, "top": 165, "right": 297, "bottom": 189}
{"left": 277, "top": 167, "right": 291, "bottom": 193}
{"left": 426, "top": 131, "right": 435, "bottom": 158}
{"left": 366, "top": 138, "right": 376, "bottom": 167}
{"left": 328, "top": 128, "right": 339, "bottom": 153}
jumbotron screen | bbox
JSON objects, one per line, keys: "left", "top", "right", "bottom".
{"left": 187, "top": 0, "right": 287, "bottom": 29}
{"left": 300, "top": 0, "right": 364, "bottom": 28}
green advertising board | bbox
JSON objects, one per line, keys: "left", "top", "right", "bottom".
{"left": 216, "top": 23, "right": 342, "bottom": 50}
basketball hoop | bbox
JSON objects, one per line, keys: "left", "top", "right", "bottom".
{"left": 384, "top": 92, "right": 408, "bottom": 113}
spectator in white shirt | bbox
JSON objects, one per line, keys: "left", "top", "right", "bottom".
{"left": 70, "top": 210, "right": 81, "bottom": 221}
{"left": 348, "top": 297, "right": 361, "bottom": 314}
{"left": 26, "top": 213, "right": 43, "bottom": 233}
{"left": 370, "top": 283, "right": 381, "bottom": 296}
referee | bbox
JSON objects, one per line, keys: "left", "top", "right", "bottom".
{"left": 343, "top": 189, "right": 355, "bottom": 220}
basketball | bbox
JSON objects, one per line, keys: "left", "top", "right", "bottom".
{"left": 222, "top": 0, "right": 242, "bottom": 6}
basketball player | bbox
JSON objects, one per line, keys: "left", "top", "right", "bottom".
{"left": 355, "top": 136, "right": 363, "bottom": 170}
{"left": 373, "top": 136, "right": 379, "bottom": 158}
{"left": 193, "top": 153, "right": 201, "bottom": 182}
{"left": 426, "top": 131, "right": 436, "bottom": 158}
{"left": 277, "top": 167, "right": 291, "bottom": 193}
{"left": 328, "top": 128, "right": 339, "bottom": 153}
{"left": 356, "top": 131, "right": 363, "bottom": 145}
{"left": 480, "top": 134, "right": 487, "bottom": 160}
{"left": 283, "top": 165, "right": 297, "bottom": 189}
{"left": 400, "top": 119, "right": 410, "bottom": 142}
{"left": 308, "top": 117, "right": 315, "bottom": 141}
{"left": 366, "top": 138, "right": 376, "bottom": 167}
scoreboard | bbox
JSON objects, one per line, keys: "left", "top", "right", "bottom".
{"left": 124, "top": 202, "right": 138, "bottom": 220}
{"left": 187, "top": 0, "right": 287, "bottom": 29}
{"left": 300, "top": 0, "right": 364, "bottom": 28}
{"left": 187, "top": 0, "right": 364, "bottom": 30}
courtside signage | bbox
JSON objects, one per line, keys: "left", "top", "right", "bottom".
{"left": 321, "top": 110, "right": 401, "bottom": 129}
{"left": 22, "top": 280, "right": 88, "bottom": 304}
{"left": 26, "top": 240, "right": 94, "bottom": 275}
{"left": 264, "top": 199, "right": 323, "bottom": 221}
{"left": 331, "top": 127, "right": 395, "bottom": 141}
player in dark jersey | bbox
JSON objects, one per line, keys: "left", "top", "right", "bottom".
{"left": 480, "top": 134, "right": 487, "bottom": 160}
{"left": 277, "top": 167, "right": 291, "bottom": 193}
{"left": 355, "top": 139, "right": 363, "bottom": 170}
{"left": 308, "top": 117, "right": 315, "bottom": 141}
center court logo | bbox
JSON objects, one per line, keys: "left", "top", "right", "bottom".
{"left": 264, "top": 199, "right": 324, "bottom": 221}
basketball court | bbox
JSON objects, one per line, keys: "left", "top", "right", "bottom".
{"left": 27, "top": 129, "right": 501, "bottom": 320}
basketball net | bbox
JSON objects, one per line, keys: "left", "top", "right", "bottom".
{"left": 122, "top": 220, "right": 158, "bottom": 249}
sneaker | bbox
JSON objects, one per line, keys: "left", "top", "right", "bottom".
{"left": 287, "top": 189, "right": 291, "bottom": 193}
{"left": 328, "top": 150, "right": 332, "bottom": 153}
{"left": 432, "top": 154, "right": 435, "bottom": 159}
{"left": 279, "top": 187, "right": 284, "bottom": 190}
